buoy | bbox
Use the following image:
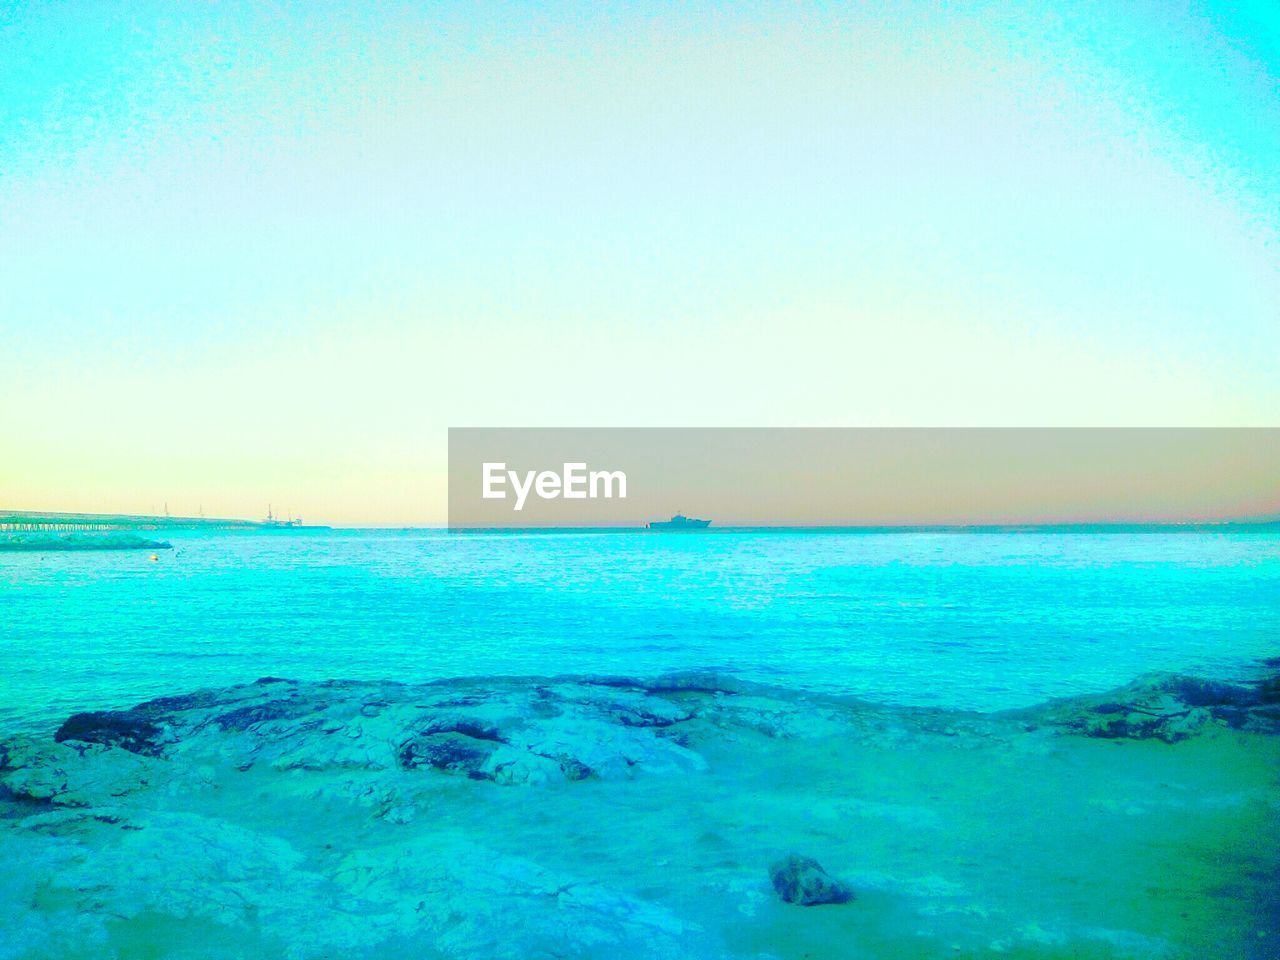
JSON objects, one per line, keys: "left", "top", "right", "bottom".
{"left": 149, "top": 554, "right": 159, "bottom": 561}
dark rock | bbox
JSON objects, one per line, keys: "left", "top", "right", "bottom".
{"left": 612, "top": 706, "right": 687, "bottom": 728}
{"left": 581, "top": 672, "right": 742, "bottom": 696}
{"left": 0, "top": 781, "right": 55, "bottom": 808}
{"left": 432, "top": 695, "right": 487, "bottom": 708}
{"left": 1163, "top": 677, "right": 1257, "bottom": 708}
{"left": 1257, "top": 676, "right": 1280, "bottom": 704}
{"left": 135, "top": 690, "right": 227, "bottom": 714}
{"left": 425, "top": 719, "right": 506, "bottom": 743}
{"left": 213, "top": 700, "right": 307, "bottom": 731}
{"left": 54, "top": 711, "right": 163, "bottom": 756}
{"left": 557, "top": 758, "right": 594, "bottom": 781}
{"left": 769, "top": 854, "right": 854, "bottom": 906}
{"left": 1082, "top": 709, "right": 1203, "bottom": 743}
{"left": 398, "top": 732, "right": 499, "bottom": 779}
{"left": 1017, "top": 671, "right": 1280, "bottom": 743}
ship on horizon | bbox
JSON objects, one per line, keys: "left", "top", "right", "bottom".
{"left": 263, "top": 505, "right": 304, "bottom": 529}
{"left": 646, "top": 513, "right": 711, "bottom": 530}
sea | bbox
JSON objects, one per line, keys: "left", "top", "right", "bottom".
{"left": 1, "top": 527, "right": 1278, "bottom": 732}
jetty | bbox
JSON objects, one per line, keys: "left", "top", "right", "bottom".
{"left": 0, "top": 510, "right": 319, "bottom": 532}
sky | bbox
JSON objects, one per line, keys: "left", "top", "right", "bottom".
{"left": 2, "top": 0, "right": 1278, "bottom": 525}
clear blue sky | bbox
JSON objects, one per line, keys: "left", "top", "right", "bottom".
{"left": 2, "top": 1, "right": 1277, "bottom": 523}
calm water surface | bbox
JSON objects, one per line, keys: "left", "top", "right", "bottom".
{"left": 1, "top": 528, "right": 1277, "bottom": 730}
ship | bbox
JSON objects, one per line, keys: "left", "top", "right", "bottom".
{"left": 262, "top": 505, "right": 303, "bottom": 529}
{"left": 646, "top": 513, "right": 711, "bottom": 530}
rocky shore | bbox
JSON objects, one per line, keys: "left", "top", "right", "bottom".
{"left": 2, "top": 669, "right": 1277, "bottom": 959}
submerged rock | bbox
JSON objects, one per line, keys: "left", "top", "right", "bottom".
{"left": 769, "top": 854, "right": 854, "bottom": 906}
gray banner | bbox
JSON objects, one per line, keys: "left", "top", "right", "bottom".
{"left": 448, "top": 428, "right": 1280, "bottom": 529}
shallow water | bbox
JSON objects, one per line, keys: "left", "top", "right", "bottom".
{"left": 1, "top": 528, "right": 1278, "bottom": 728}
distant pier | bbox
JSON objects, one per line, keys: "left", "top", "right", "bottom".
{"left": 0, "top": 511, "right": 305, "bottom": 532}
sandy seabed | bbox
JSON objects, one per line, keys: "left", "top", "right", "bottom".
{"left": 1, "top": 668, "right": 1277, "bottom": 960}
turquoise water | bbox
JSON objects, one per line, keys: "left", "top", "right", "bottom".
{"left": 1, "top": 528, "right": 1278, "bottom": 730}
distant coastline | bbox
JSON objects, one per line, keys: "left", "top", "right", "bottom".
{"left": 0, "top": 510, "right": 330, "bottom": 533}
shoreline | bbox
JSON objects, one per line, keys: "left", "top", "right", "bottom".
{"left": 4, "top": 661, "right": 1276, "bottom": 743}
{"left": 3, "top": 667, "right": 1277, "bottom": 958}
